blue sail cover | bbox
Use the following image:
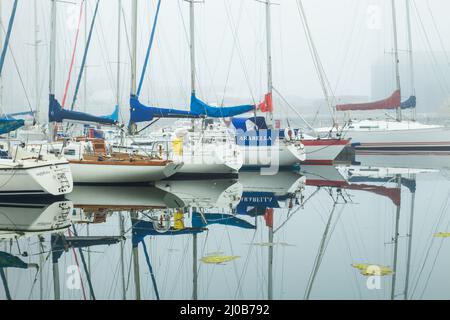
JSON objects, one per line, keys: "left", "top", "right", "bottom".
{"left": 131, "top": 218, "right": 204, "bottom": 247}
{"left": 1, "top": 111, "right": 34, "bottom": 120}
{"left": 130, "top": 95, "right": 199, "bottom": 123}
{"left": 231, "top": 116, "right": 268, "bottom": 132}
{"left": 401, "top": 95, "right": 416, "bottom": 109}
{"left": 0, "top": 118, "right": 24, "bottom": 135}
{"left": 102, "top": 105, "right": 119, "bottom": 122}
{"left": 190, "top": 93, "right": 255, "bottom": 118}
{"left": 236, "top": 191, "right": 280, "bottom": 215}
{"left": 49, "top": 94, "right": 117, "bottom": 125}
{"left": 192, "top": 212, "right": 256, "bottom": 229}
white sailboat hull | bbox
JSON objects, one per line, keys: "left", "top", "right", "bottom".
{"left": 302, "top": 139, "right": 349, "bottom": 165}
{"left": 318, "top": 120, "right": 450, "bottom": 152}
{"left": 240, "top": 142, "right": 306, "bottom": 168}
{"left": 0, "top": 159, "right": 73, "bottom": 196}
{"left": 69, "top": 161, "right": 181, "bottom": 184}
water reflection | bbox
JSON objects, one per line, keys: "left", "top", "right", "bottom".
{"left": 1, "top": 154, "right": 450, "bottom": 300}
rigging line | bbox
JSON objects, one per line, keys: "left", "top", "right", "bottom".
{"left": 0, "top": 25, "right": 34, "bottom": 115}
{"left": 304, "top": 197, "right": 337, "bottom": 300}
{"left": 66, "top": 228, "right": 87, "bottom": 300}
{"left": 296, "top": 0, "right": 337, "bottom": 126}
{"left": 425, "top": 0, "right": 450, "bottom": 69}
{"left": 223, "top": 0, "right": 256, "bottom": 104}
{"left": 137, "top": 0, "right": 162, "bottom": 97}
{"left": 234, "top": 228, "right": 258, "bottom": 300}
{"left": 412, "top": 0, "right": 450, "bottom": 95}
{"left": 96, "top": 7, "right": 119, "bottom": 105}
{"left": 410, "top": 191, "right": 450, "bottom": 298}
{"left": 61, "top": 0, "right": 84, "bottom": 108}
{"left": 70, "top": 0, "right": 100, "bottom": 111}
{"left": 141, "top": 239, "right": 160, "bottom": 300}
{"left": 414, "top": 192, "right": 450, "bottom": 297}
{"left": 272, "top": 86, "right": 315, "bottom": 133}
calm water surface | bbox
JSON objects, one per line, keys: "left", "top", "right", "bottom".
{"left": 1, "top": 153, "right": 450, "bottom": 300}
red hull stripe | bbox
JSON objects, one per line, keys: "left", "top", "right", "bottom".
{"left": 306, "top": 180, "right": 348, "bottom": 187}
{"left": 301, "top": 139, "right": 350, "bottom": 146}
{"left": 301, "top": 160, "right": 334, "bottom": 165}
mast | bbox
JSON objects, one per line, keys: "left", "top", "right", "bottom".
{"left": 189, "top": 0, "right": 196, "bottom": 96}
{"left": 128, "top": 0, "right": 138, "bottom": 134}
{"left": 268, "top": 226, "right": 273, "bottom": 300}
{"left": 0, "top": 0, "right": 2, "bottom": 113}
{"left": 48, "top": 0, "right": 57, "bottom": 141}
{"left": 116, "top": 0, "right": 122, "bottom": 113}
{"left": 391, "top": 0, "right": 402, "bottom": 122}
{"left": 405, "top": 0, "right": 416, "bottom": 121}
{"left": 390, "top": 174, "right": 402, "bottom": 300}
{"left": 83, "top": 0, "right": 87, "bottom": 113}
{"left": 34, "top": 0, "right": 40, "bottom": 123}
{"left": 404, "top": 174, "right": 416, "bottom": 299}
{"left": 265, "top": 0, "right": 274, "bottom": 127}
{"left": 131, "top": 210, "right": 141, "bottom": 300}
{"left": 192, "top": 232, "right": 198, "bottom": 300}
{"left": 119, "top": 212, "right": 126, "bottom": 300}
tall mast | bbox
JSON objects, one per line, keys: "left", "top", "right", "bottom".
{"left": 128, "top": 0, "right": 138, "bottom": 134}
{"left": 131, "top": 210, "right": 141, "bottom": 300}
{"left": 390, "top": 174, "right": 402, "bottom": 300}
{"left": 34, "top": 0, "right": 40, "bottom": 124}
{"left": 119, "top": 212, "right": 126, "bottom": 300}
{"left": 83, "top": 0, "right": 87, "bottom": 113}
{"left": 0, "top": 0, "right": 3, "bottom": 114}
{"left": 268, "top": 226, "right": 273, "bottom": 300}
{"left": 48, "top": 0, "right": 57, "bottom": 141}
{"left": 265, "top": 0, "right": 274, "bottom": 127}
{"left": 405, "top": 0, "right": 416, "bottom": 121}
{"left": 391, "top": 0, "right": 402, "bottom": 122}
{"left": 189, "top": 0, "right": 196, "bottom": 95}
{"left": 404, "top": 174, "right": 416, "bottom": 299}
{"left": 192, "top": 233, "right": 198, "bottom": 300}
{"left": 116, "top": 0, "right": 122, "bottom": 111}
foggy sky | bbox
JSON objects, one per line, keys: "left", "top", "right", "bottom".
{"left": 1, "top": 0, "right": 450, "bottom": 121}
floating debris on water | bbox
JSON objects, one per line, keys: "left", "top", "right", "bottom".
{"left": 434, "top": 232, "right": 450, "bottom": 238}
{"left": 249, "top": 242, "right": 295, "bottom": 247}
{"left": 351, "top": 263, "right": 393, "bottom": 276}
{"left": 200, "top": 255, "right": 240, "bottom": 265}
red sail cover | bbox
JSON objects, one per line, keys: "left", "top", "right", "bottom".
{"left": 258, "top": 93, "right": 273, "bottom": 113}
{"left": 336, "top": 90, "right": 401, "bottom": 112}
{"left": 264, "top": 208, "right": 274, "bottom": 228}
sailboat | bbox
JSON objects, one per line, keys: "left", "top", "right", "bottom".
{"left": 0, "top": 0, "right": 73, "bottom": 196}
{"left": 122, "top": 0, "right": 250, "bottom": 177}
{"left": 39, "top": 0, "right": 181, "bottom": 184}
{"left": 316, "top": 0, "right": 450, "bottom": 152}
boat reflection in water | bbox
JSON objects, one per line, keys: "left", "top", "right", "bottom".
{"left": 2, "top": 154, "right": 450, "bottom": 300}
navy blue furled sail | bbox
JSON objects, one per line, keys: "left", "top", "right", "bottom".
{"left": 130, "top": 95, "right": 199, "bottom": 123}
{"left": 190, "top": 93, "right": 255, "bottom": 118}
{"left": 401, "top": 95, "right": 416, "bottom": 109}
{"left": 49, "top": 94, "right": 117, "bottom": 125}
{"left": 132, "top": 218, "right": 205, "bottom": 247}
{"left": 0, "top": 0, "right": 18, "bottom": 76}
{"left": 231, "top": 116, "right": 268, "bottom": 132}
{"left": 0, "top": 119, "right": 24, "bottom": 135}
{"left": 0, "top": 251, "right": 28, "bottom": 269}
{"left": 192, "top": 212, "right": 256, "bottom": 229}
{"left": 1, "top": 111, "right": 34, "bottom": 120}
{"left": 102, "top": 105, "right": 119, "bottom": 122}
